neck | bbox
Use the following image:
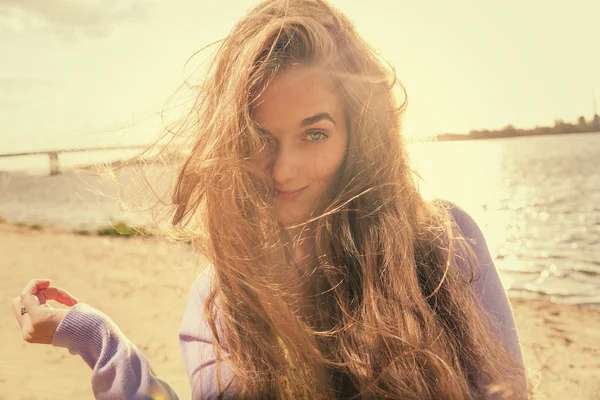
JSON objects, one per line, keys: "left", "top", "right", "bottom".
{"left": 281, "top": 226, "right": 319, "bottom": 321}
{"left": 282, "top": 223, "right": 316, "bottom": 274}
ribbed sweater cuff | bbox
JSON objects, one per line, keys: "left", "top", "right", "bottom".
{"left": 52, "top": 303, "right": 120, "bottom": 369}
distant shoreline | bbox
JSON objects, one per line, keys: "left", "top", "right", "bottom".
{"left": 435, "top": 128, "right": 600, "bottom": 142}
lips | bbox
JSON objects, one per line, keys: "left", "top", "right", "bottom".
{"left": 275, "top": 186, "right": 307, "bottom": 200}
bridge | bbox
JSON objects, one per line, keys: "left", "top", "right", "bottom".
{"left": 0, "top": 145, "right": 148, "bottom": 175}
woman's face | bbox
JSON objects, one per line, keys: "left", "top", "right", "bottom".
{"left": 253, "top": 66, "right": 348, "bottom": 228}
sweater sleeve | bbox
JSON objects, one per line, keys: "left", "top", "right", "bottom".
{"left": 178, "top": 268, "right": 234, "bottom": 399}
{"left": 52, "top": 303, "right": 179, "bottom": 400}
{"left": 447, "top": 203, "right": 525, "bottom": 368}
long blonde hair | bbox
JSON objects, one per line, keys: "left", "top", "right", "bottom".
{"left": 164, "top": 0, "right": 527, "bottom": 398}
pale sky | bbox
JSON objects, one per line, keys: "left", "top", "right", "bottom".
{"left": 1, "top": 0, "right": 599, "bottom": 153}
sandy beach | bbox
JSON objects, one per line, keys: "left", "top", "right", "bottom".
{"left": 1, "top": 224, "right": 599, "bottom": 399}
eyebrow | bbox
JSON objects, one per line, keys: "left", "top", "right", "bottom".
{"left": 255, "top": 112, "right": 336, "bottom": 135}
{"left": 300, "top": 112, "right": 336, "bottom": 128}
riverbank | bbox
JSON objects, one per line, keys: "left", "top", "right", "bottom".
{"left": 1, "top": 225, "right": 599, "bottom": 399}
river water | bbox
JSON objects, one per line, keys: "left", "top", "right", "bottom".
{"left": 1, "top": 133, "right": 599, "bottom": 306}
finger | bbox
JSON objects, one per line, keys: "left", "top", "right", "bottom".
{"left": 20, "top": 279, "right": 52, "bottom": 313}
{"left": 12, "top": 297, "right": 35, "bottom": 343}
{"left": 38, "top": 287, "right": 79, "bottom": 306}
{"left": 12, "top": 296, "right": 25, "bottom": 328}
{"left": 21, "top": 292, "right": 42, "bottom": 312}
{"left": 21, "top": 279, "right": 52, "bottom": 296}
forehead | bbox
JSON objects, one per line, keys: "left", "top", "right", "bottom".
{"left": 252, "top": 66, "right": 343, "bottom": 129}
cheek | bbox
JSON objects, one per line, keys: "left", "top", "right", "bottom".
{"left": 311, "top": 132, "right": 347, "bottom": 184}
{"left": 257, "top": 153, "right": 270, "bottom": 172}
{"left": 256, "top": 143, "right": 276, "bottom": 172}
{"left": 312, "top": 148, "right": 346, "bottom": 184}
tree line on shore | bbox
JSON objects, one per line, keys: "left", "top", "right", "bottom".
{"left": 436, "top": 113, "right": 600, "bottom": 141}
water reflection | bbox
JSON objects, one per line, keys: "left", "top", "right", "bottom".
{"left": 408, "top": 133, "right": 600, "bottom": 306}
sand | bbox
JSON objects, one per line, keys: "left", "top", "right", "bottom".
{"left": 1, "top": 224, "right": 599, "bottom": 399}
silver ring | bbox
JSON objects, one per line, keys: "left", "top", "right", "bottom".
{"left": 20, "top": 307, "right": 27, "bottom": 316}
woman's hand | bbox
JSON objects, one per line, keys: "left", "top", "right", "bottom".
{"left": 12, "top": 279, "right": 79, "bottom": 345}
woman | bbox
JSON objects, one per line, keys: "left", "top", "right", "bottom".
{"left": 12, "top": 0, "right": 527, "bottom": 398}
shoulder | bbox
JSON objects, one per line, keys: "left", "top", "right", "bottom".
{"left": 437, "top": 203, "right": 525, "bottom": 367}
{"left": 179, "top": 265, "right": 217, "bottom": 342}
{"left": 439, "top": 200, "right": 491, "bottom": 264}
{"left": 179, "top": 265, "right": 234, "bottom": 397}
{"left": 189, "top": 265, "right": 215, "bottom": 302}
{"left": 440, "top": 200, "right": 486, "bottom": 243}
{"left": 435, "top": 200, "right": 495, "bottom": 286}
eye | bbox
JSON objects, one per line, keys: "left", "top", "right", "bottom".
{"left": 306, "top": 130, "right": 328, "bottom": 142}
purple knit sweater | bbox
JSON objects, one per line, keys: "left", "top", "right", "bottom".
{"left": 52, "top": 205, "right": 525, "bottom": 399}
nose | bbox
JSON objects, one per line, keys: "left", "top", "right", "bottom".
{"left": 271, "top": 143, "right": 299, "bottom": 186}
